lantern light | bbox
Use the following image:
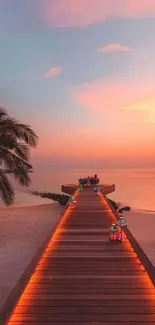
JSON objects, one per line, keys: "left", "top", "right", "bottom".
{"left": 70, "top": 196, "right": 76, "bottom": 204}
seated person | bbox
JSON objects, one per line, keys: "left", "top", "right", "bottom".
{"left": 90, "top": 177, "right": 94, "bottom": 185}
{"left": 87, "top": 176, "right": 91, "bottom": 186}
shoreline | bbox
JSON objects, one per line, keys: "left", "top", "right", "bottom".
{"left": 0, "top": 201, "right": 55, "bottom": 213}
{"left": 0, "top": 199, "right": 53, "bottom": 210}
{"left": 0, "top": 189, "right": 55, "bottom": 210}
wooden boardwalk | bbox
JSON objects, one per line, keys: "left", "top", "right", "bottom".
{"left": 5, "top": 188, "right": 155, "bottom": 324}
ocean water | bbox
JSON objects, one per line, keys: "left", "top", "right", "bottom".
{"left": 1, "top": 168, "right": 155, "bottom": 210}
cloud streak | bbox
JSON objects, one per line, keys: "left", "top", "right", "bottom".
{"left": 44, "top": 66, "right": 62, "bottom": 78}
{"left": 97, "top": 43, "right": 132, "bottom": 53}
{"left": 72, "top": 77, "right": 155, "bottom": 114}
{"left": 43, "top": 0, "right": 155, "bottom": 28}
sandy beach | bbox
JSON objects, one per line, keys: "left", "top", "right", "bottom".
{"left": 0, "top": 201, "right": 155, "bottom": 313}
{"left": 0, "top": 202, "right": 64, "bottom": 311}
{"left": 124, "top": 210, "right": 155, "bottom": 266}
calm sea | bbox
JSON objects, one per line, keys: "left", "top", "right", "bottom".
{"left": 1, "top": 168, "right": 155, "bottom": 210}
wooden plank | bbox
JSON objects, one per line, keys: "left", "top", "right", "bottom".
{"left": 10, "top": 320, "right": 153, "bottom": 325}
{"left": 40, "top": 251, "right": 137, "bottom": 256}
{"left": 23, "top": 288, "right": 155, "bottom": 294}
{"left": 30, "top": 277, "right": 151, "bottom": 284}
{"left": 31, "top": 273, "right": 150, "bottom": 279}
{"left": 28, "top": 282, "right": 153, "bottom": 288}
{"left": 10, "top": 313, "right": 155, "bottom": 321}
{"left": 36, "top": 262, "right": 142, "bottom": 268}
{"left": 14, "top": 305, "right": 155, "bottom": 314}
{"left": 47, "top": 246, "right": 135, "bottom": 251}
{"left": 17, "top": 298, "right": 155, "bottom": 307}
{"left": 37, "top": 259, "right": 141, "bottom": 263}
{"left": 21, "top": 293, "right": 155, "bottom": 300}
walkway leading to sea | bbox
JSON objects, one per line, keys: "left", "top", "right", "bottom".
{"left": 3, "top": 187, "right": 155, "bottom": 324}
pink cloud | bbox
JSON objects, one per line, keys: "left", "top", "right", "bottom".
{"left": 97, "top": 43, "right": 132, "bottom": 53}
{"left": 72, "top": 77, "right": 155, "bottom": 113}
{"left": 124, "top": 0, "right": 155, "bottom": 17}
{"left": 43, "top": 0, "right": 155, "bottom": 28}
{"left": 44, "top": 66, "right": 62, "bottom": 78}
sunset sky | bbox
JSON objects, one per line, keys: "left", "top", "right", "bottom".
{"left": 1, "top": 0, "right": 155, "bottom": 169}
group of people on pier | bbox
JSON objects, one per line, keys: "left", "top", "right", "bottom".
{"left": 79, "top": 174, "right": 99, "bottom": 187}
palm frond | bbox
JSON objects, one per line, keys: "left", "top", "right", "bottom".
{"left": 0, "top": 146, "right": 32, "bottom": 171}
{"left": 0, "top": 116, "right": 38, "bottom": 147}
{"left": 0, "top": 134, "right": 29, "bottom": 161}
{"left": 0, "top": 107, "right": 7, "bottom": 119}
{"left": 0, "top": 170, "right": 14, "bottom": 205}
{"left": 17, "top": 123, "right": 38, "bottom": 147}
{"left": 13, "top": 142, "right": 29, "bottom": 161}
{"left": 12, "top": 165, "right": 31, "bottom": 186}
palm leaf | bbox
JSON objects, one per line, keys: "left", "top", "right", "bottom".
{"left": 17, "top": 123, "right": 38, "bottom": 147}
{"left": 12, "top": 166, "right": 31, "bottom": 186}
{"left": 0, "top": 134, "right": 29, "bottom": 161}
{"left": 13, "top": 142, "right": 29, "bottom": 161}
{"left": 0, "top": 146, "right": 32, "bottom": 170}
{"left": 0, "top": 116, "right": 38, "bottom": 147}
{"left": 0, "top": 170, "right": 14, "bottom": 205}
{"left": 0, "top": 107, "right": 7, "bottom": 118}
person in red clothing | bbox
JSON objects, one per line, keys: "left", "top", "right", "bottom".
{"left": 116, "top": 216, "right": 127, "bottom": 241}
{"left": 109, "top": 223, "right": 119, "bottom": 241}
